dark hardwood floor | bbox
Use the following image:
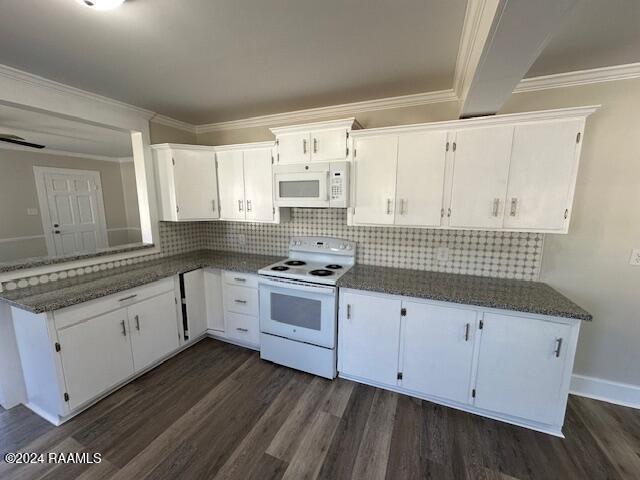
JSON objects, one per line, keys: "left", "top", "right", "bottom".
{"left": 1, "top": 338, "right": 639, "bottom": 479}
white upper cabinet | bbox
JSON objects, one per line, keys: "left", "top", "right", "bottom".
{"left": 352, "top": 135, "right": 398, "bottom": 225}
{"left": 217, "top": 149, "right": 247, "bottom": 221}
{"left": 151, "top": 145, "right": 219, "bottom": 221}
{"left": 447, "top": 125, "right": 514, "bottom": 229}
{"left": 503, "top": 119, "right": 584, "bottom": 232}
{"left": 271, "top": 118, "right": 359, "bottom": 165}
{"left": 395, "top": 131, "right": 448, "bottom": 227}
{"left": 243, "top": 147, "right": 275, "bottom": 222}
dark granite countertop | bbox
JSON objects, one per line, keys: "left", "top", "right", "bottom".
{"left": 0, "top": 250, "right": 282, "bottom": 314}
{"left": 337, "top": 264, "right": 592, "bottom": 321}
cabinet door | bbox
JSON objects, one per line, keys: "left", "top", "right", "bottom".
{"left": 225, "top": 311, "right": 260, "bottom": 346}
{"left": 243, "top": 148, "right": 275, "bottom": 222}
{"left": 173, "top": 149, "right": 219, "bottom": 220}
{"left": 474, "top": 313, "right": 572, "bottom": 425}
{"left": 310, "top": 128, "right": 347, "bottom": 162}
{"left": 128, "top": 292, "right": 179, "bottom": 372}
{"left": 184, "top": 269, "right": 207, "bottom": 340}
{"left": 352, "top": 135, "right": 398, "bottom": 225}
{"left": 58, "top": 308, "right": 134, "bottom": 410}
{"left": 395, "top": 131, "right": 448, "bottom": 226}
{"left": 204, "top": 269, "right": 224, "bottom": 332}
{"left": 401, "top": 302, "right": 476, "bottom": 404}
{"left": 217, "top": 150, "right": 246, "bottom": 220}
{"left": 503, "top": 120, "right": 582, "bottom": 231}
{"left": 277, "top": 132, "right": 311, "bottom": 164}
{"left": 448, "top": 126, "right": 513, "bottom": 229}
{"left": 339, "top": 291, "right": 401, "bottom": 386}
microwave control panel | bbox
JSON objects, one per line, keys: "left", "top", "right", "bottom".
{"left": 329, "top": 162, "right": 349, "bottom": 208}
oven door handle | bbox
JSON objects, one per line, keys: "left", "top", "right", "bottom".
{"left": 258, "top": 276, "right": 336, "bottom": 295}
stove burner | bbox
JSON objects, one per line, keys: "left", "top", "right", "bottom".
{"left": 309, "top": 269, "right": 334, "bottom": 277}
{"left": 285, "top": 260, "right": 306, "bottom": 266}
{"left": 271, "top": 265, "right": 289, "bottom": 271}
{"left": 325, "top": 264, "right": 343, "bottom": 270}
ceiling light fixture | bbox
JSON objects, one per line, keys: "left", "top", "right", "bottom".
{"left": 76, "top": 0, "right": 125, "bottom": 11}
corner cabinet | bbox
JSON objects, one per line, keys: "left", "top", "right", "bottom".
{"left": 338, "top": 288, "right": 581, "bottom": 436}
{"left": 270, "top": 118, "right": 360, "bottom": 165}
{"left": 151, "top": 144, "right": 220, "bottom": 221}
{"left": 348, "top": 106, "right": 597, "bottom": 233}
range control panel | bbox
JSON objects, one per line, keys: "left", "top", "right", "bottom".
{"left": 289, "top": 236, "right": 356, "bottom": 255}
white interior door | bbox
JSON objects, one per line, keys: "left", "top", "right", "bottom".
{"left": 277, "top": 132, "right": 310, "bottom": 164}
{"left": 310, "top": 128, "right": 347, "bottom": 162}
{"left": 503, "top": 120, "right": 582, "bottom": 230}
{"left": 352, "top": 135, "right": 398, "bottom": 225}
{"left": 448, "top": 126, "right": 514, "bottom": 229}
{"left": 172, "top": 149, "right": 219, "bottom": 220}
{"left": 474, "top": 313, "right": 572, "bottom": 425}
{"left": 243, "top": 148, "right": 275, "bottom": 222}
{"left": 57, "top": 308, "right": 134, "bottom": 410}
{"left": 339, "top": 291, "right": 401, "bottom": 386}
{"left": 35, "top": 167, "right": 108, "bottom": 256}
{"left": 216, "top": 150, "right": 246, "bottom": 220}
{"left": 395, "top": 131, "right": 448, "bottom": 226}
{"left": 401, "top": 302, "right": 477, "bottom": 404}
{"left": 128, "top": 292, "right": 180, "bottom": 372}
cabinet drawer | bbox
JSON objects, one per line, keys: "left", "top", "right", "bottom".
{"left": 225, "top": 311, "right": 260, "bottom": 346}
{"left": 54, "top": 277, "right": 175, "bottom": 330}
{"left": 223, "top": 271, "right": 258, "bottom": 289}
{"left": 223, "top": 285, "right": 259, "bottom": 317}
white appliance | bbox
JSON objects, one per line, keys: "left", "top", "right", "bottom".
{"left": 258, "top": 236, "right": 356, "bottom": 379}
{"left": 273, "top": 161, "right": 349, "bottom": 208}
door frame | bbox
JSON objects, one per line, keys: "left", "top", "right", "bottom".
{"left": 33, "top": 166, "right": 109, "bottom": 256}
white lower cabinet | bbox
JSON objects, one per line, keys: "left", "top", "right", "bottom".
{"left": 58, "top": 308, "right": 135, "bottom": 411}
{"left": 338, "top": 289, "right": 580, "bottom": 436}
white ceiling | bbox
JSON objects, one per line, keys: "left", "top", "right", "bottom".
{"left": 0, "top": 104, "right": 133, "bottom": 158}
{"left": 0, "top": 0, "right": 467, "bottom": 124}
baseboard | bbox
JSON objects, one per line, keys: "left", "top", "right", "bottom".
{"left": 570, "top": 374, "right": 640, "bottom": 409}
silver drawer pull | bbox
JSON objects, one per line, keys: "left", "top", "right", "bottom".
{"left": 510, "top": 197, "right": 518, "bottom": 216}
{"left": 554, "top": 338, "right": 563, "bottom": 358}
{"left": 492, "top": 198, "right": 500, "bottom": 217}
{"left": 134, "top": 315, "right": 140, "bottom": 331}
{"left": 233, "top": 277, "right": 247, "bottom": 282}
{"left": 234, "top": 299, "right": 247, "bottom": 304}
{"left": 120, "top": 320, "right": 127, "bottom": 337}
{"left": 236, "top": 327, "right": 249, "bottom": 332}
{"left": 347, "top": 304, "right": 351, "bottom": 319}
{"left": 464, "top": 323, "right": 470, "bottom": 341}
{"left": 118, "top": 294, "right": 137, "bottom": 302}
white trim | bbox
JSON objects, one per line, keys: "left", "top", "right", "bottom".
{"left": 0, "top": 64, "right": 154, "bottom": 120}
{"left": 195, "top": 90, "right": 457, "bottom": 133}
{"left": 106, "top": 227, "right": 142, "bottom": 232}
{"left": 150, "top": 143, "right": 217, "bottom": 151}
{"left": 149, "top": 114, "right": 197, "bottom": 134}
{"left": 571, "top": 374, "right": 640, "bottom": 410}
{"left": 0, "top": 141, "right": 130, "bottom": 163}
{"left": 0, "top": 234, "right": 45, "bottom": 244}
{"left": 515, "top": 62, "right": 640, "bottom": 93}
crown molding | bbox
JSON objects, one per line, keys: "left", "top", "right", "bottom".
{"left": 0, "top": 142, "right": 130, "bottom": 163}
{"left": 0, "top": 64, "right": 155, "bottom": 120}
{"left": 515, "top": 62, "right": 640, "bottom": 93}
{"left": 195, "top": 89, "right": 458, "bottom": 133}
{"left": 149, "top": 114, "right": 197, "bottom": 134}
{"left": 454, "top": 0, "right": 492, "bottom": 99}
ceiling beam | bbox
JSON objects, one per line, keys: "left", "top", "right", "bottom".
{"left": 457, "top": 0, "right": 578, "bottom": 118}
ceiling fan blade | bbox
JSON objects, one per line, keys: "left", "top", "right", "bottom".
{"left": 0, "top": 137, "right": 46, "bottom": 149}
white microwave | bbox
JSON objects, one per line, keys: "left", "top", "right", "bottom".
{"left": 273, "top": 161, "right": 349, "bottom": 208}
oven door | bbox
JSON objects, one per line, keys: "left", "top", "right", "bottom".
{"left": 259, "top": 277, "right": 336, "bottom": 348}
{"left": 274, "top": 171, "right": 329, "bottom": 207}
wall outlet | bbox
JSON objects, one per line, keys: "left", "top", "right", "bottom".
{"left": 237, "top": 234, "right": 246, "bottom": 246}
{"left": 630, "top": 249, "right": 640, "bottom": 266}
{"left": 436, "top": 246, "right": 449, "bottom": 263}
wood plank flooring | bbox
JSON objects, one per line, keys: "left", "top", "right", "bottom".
{"left": 1, "top": 338, "right": 639, "bottom": 480}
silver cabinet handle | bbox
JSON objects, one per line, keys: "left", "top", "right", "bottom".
{"left": 233, "top": 277, "right": 247, "bottom": 282}
{"left": 386, "top": 198, "right": 393, "bottom": 215}
{"left": 346, "top": 304, "right": 351, "bottom": 319}
{"left": 400, "top": 199, "right": 408, "bottom": 215}
{"left": 302, "top": 138, "right": 307, "bottom": 154}
{"left": 121, "top": 320, "right": 127, "bottom": 337}
{"left": 510, "top": 198, "right": 518, "bottom": 216}
{"left": 234, "top": 299, "right": 247, "bottom": 304}
{"left": 134, "top": 315, "right": 140, "bottom": 331}
{"left": 313, "top": 137, "right": 318, "bottom": 153}
{"left": 236, "top": 327, "right": 249, "bottom": 332}
{"left": 246, "top": 200, "right": 252, "bottom": 212}
{"left": 238, "top": 200, "right": 243, "bottom": 212}
{"left": 447, "top": 208, "right": 451, "bottom": 218}
{"left": 492, "top": 198, "right": 500, "bottom": 217}
{"left": 464, "top": 323, "right": 470, "bottom": 341}
{"left": 554, "top": 338, "right": 563, "bottom": 358}
{"left": 119, "top": 294, "right": 137, "bottom": 302}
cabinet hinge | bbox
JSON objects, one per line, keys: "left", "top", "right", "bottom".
{"left": 346, "top": 147, "right": 349, "bottom": 157}
{"left": 397, "top": 372, "right": 403, "bottom": 380}
{"left": 277, "top": 153, "right": 280, "bottom": 163}
{"left": 271, "top": 156, "right": 274, "bottom": 164}
{"left": 576, "top": 132, "right": 581, "bottom": 143}
{"left": 55, "top": 342, "right": 61, "bottom": 352}
{"left": 353, "top": 148, "right": 357, "bottom": 158}
{"left": 441, "top": 208, "right": 445, "bottom": 218}
{"left": 472, "top": 389, "right": 476, "bottom": 398}
{"left": 452, "top": 142, "right": 457, "bottom": 152}
{"left": 176, "top": 205, "right": 180, "bottom": 213}
{"left": 276, "top": 139, "right": 279, "bottom": 146}
{"left": 400, "top": 307, "right": 407, "bottom": 316}
{"left": 446, "top": 141, "right": 450, "bottom": 152}
{"left": 174, "top": 297, "right": 178, "bottom": 305}
{"left": 273, "top": 207, "right": 276, "bottom": 215}
{"left": 64, "top": 392, "right": 69, "bottom": 402}
{"left": 564, "top": 208, "right": 569, "bottom": 219}
{"left": 346, "top": 131, "right": 349, "bottom": 138}
{"left": 479, "top": 319, "right": 484, "bottom": 330}
{"left": 172, "top": 158, "right": 175, "bottom": 166}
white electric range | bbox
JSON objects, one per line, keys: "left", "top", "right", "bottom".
{"left": 258, "top": 236, "right": 356, "bottom": 379}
